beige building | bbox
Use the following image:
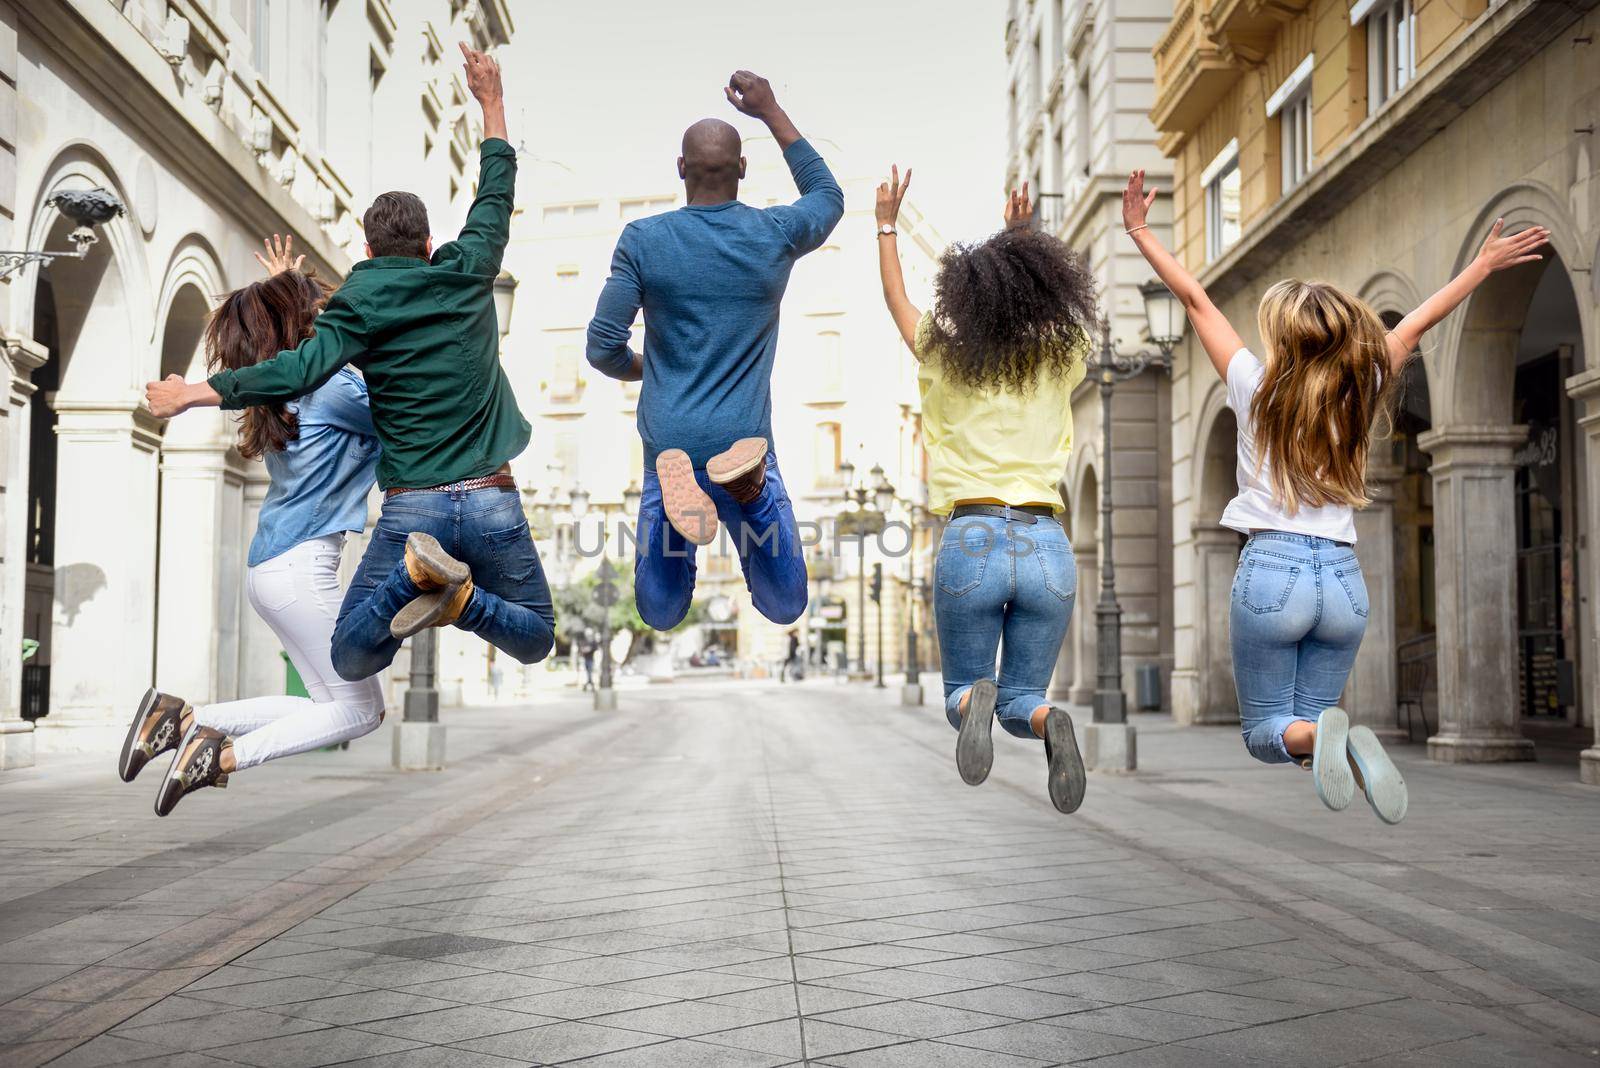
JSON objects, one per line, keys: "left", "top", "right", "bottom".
{"left": 498, "top": 141, "right": 944, "bottom": 681}
{"left": 0, "top": 0, "right": 513, "bottom": 766}
{"left": 1004, "top": 0, "right": 1178, "bottom": 711}
{"left": 1150, "top": 0, "right": 1599, "bottom": 781}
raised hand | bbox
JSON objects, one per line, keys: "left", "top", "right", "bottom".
{"left": 724, "top": 70, "right": 778, "bottom": 120}
{"left": 254, "top": 233, "right": 305, "bottom": 276}
{"left": 876, "top": 165, "right": 912, "bottom": 229}
{"left": 459, "top": 42, "right": 502, "bottom": 106}
{"left": 1004, "top": 180, "right": 1033, "bottom": 230}
{"left": 1474, "top": 218, "right": 1550, "bottom": 274}
{"left": 1122, "top": 169, "right": 1157, "bottom": 232}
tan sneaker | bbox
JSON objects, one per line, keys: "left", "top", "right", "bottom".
{"left": 155, "top": 725, "right": 230, "bottom": 817}
{"left": 393, "top": 533, "right": 474, "bottom": 638}
{"left": 706, "top": 437, "right": 769, "bottom": 505}
{"left": 656, "top": 449, "right": 718, "bottom": 545}
{"left": 119, "top": 689, "right": 188, "bottom": 783}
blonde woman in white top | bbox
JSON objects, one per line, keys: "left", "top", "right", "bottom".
{"left": 1122, "top": 169, "right": 1548, "bottom": 823}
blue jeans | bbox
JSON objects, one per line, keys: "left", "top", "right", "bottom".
{"left": 331, "top": 487, "right": 556, "bottom": 681}
{"left": 1230, "top": 532, "right": 1368, "bottom": 764}
{"left": 634, "top": 452, "right": 806, "bottom": 630}
{"left": 935, "top": 514, "right": 1076, "bottom": 740}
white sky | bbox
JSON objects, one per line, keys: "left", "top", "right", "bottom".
{"left": 498, "top": 0, "right": 1008, "bottom": 241}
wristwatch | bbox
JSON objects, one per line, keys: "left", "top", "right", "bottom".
{"left": 877, "top": 224, "right": 897, "bottom": 237}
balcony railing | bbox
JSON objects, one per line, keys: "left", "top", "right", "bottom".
{"left": 1151, "top": 0, "right": 1237, "bottom": 135}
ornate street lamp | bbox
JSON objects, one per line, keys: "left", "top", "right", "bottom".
{"left": 896, "top": 489, "right": 929, "bottom": 706}
{"left": 493, "top": 270, "right": 518, "bottom": 338}
{"left": 1082, "top": 282, "right": 1185, "bottom": 769}
{"left": 1, "top": 189, "right": 125, "bottom": 280}
{"left": 838, "top": 460, "right": 890, "bottom": 680}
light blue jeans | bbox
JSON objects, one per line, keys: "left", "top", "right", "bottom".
{"left": 935, "top": 514, "right": 1076, "bottom": 740}
{"left": 1230, "top": 532, "right": 1368, "bottom": 764}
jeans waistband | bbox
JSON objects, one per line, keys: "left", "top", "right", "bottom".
{"left": 1246, "top": 531, "right": 1352, "bottom": 549}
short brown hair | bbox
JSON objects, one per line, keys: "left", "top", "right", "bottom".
{"left": 362, "top": 191, "right": 430, "bottom": 258}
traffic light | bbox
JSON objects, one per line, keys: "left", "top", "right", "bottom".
{"left": 869, "top": 562, "right": 882, "bottom": 603}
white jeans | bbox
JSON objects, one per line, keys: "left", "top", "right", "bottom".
{"left": 193, "top": 534, "right": 385, "bottom": 771}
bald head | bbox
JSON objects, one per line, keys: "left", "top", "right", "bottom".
{"left": 679, "top": 118, "right": 745, "bottom": 203}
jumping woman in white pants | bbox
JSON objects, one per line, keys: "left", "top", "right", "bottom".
{"left": 118, "top": 237, "right": 385, "bottom": 816}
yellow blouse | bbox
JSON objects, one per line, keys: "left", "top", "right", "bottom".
{"left": 914, "top": 312, "right": 1087, "bottom": 516}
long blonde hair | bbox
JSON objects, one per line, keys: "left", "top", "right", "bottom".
{"left": 1250, "top": 280, "right": 1396, "bottom": 513}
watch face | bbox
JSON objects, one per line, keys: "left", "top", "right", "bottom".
{"left": 880, "top": 224, "right": 894, "bottom": 234}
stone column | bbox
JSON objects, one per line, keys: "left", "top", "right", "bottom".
{"left": 1569, "top": 369, "right": 1600, "bottom": 786}
{"left": 154, "top": 420, "right": 248, "bottom": 705}
{"left": 235, "top": 465, "right": 281, "bottom": 699}
{"left": 0, "top": 335, "right": 45, "bottom": 768}
{"left": 1068, "top": 545, "right": 1098, "bottom": 706}
{"left": 1418, "top": 425, "right": 1534, "bottom": 763}
{"left": 1346, "top": 458, "right": 1405, "bottom": 740}
{"left": 35, "top": 400, "right": 163, "bottom": 753}
{"left": 1047, "top": 610, "right": 1075, "bottom": 703}
{"left": 1186, "top": 523, "right": 1241, "bottom": 725}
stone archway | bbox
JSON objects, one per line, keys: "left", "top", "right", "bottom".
{"left": 1048, "top": 475, "right": 1075, "bottom": 703}
{"left": 1424, "top": 215, "right": 1591, "bottom": 767}
{"left": 1180, "top": 388, "right": 1244, "bottom": 726}
{"left": 151, "top": 250, "right": 252, "bottom": 709}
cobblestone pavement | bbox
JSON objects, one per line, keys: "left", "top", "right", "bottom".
{"left": 2, "top": 680, "right": 1598, "bottom": 1066}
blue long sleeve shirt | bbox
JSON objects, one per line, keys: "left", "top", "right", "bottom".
{"left": 585, "top": 138, "right": 845, "bottom": 467}
{"left": 248, "top": 368, "right": 380, "bottom": 566}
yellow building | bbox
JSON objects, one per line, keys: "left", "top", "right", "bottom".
{"left": 1150, "top": 0, "right": 1600, "bottom": 781}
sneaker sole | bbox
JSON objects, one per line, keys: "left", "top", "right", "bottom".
{"left": 1044, "top": 708, "right": 1087, "bottom": 814}
{"left": 657, "top": 450, "right": 718, "bottom": 546}
{"left": 155, "top": 726, "right": 194, "bottom": 817}
{"left": 955, "top": 679, "right": 996, "bottom": 786}
{"left": 407, "top": 532, "right": 469, "bottom": 587}
{"left": 1347, "top": 725, "right": 1408, "bottom": 825}
{"left": 706, "top": 437, "right": 768, "bottom": 484}
{"left": 119, "top": 688, "right": 160, "bottom": 783}
{"left": 1312, "top": 707, "right": 1356, "bottom": 811}
{"left": 391, "top": 583, "right": 466, "bottom": 639}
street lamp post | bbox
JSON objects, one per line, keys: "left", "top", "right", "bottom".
{"left": 837, "top": 461, "right": 893, "bottom": 680}
{"left": 0, "top": 189, "right": 124, "bottom": 280}
{"left": 898, "top": 496, "right": 927, "bottom": 706}
{"left": 590, "top": 483, "right": 639, "bottom": 713}
{"left": 1080, "top": 280, "right": 1184, "bottom": 772}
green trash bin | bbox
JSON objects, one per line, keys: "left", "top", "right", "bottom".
{"left": 281, "top": 651, "right": 349, "bottom": 750}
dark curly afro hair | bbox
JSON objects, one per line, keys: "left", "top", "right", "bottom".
{"left": 925, "top": 227, "right": 1099, "bottom": 395}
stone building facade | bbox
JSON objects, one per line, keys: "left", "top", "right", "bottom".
{"left": 1149, "top": 0, "right": 1600, "bottom": 781}
{"left": 1004, "top": 0, "right": 1177, "bottom": 710}
{"left": 0, "top": 0, "right": 514, "bottom": 767}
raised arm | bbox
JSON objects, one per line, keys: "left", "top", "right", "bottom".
{"left": 1384, "top": 218, "right": 1550, "bottom": 375}
{"left": 1122, "top": 169, "right": 1243, "bottom": 380}
{"left": 444, "top": 43, "right": 514, "bottom": 275}
{"left": 727, "top": 70, "right": 845, "bottom": 254}
{"left": 875, "top": 165, "right": 921, "bottom": 351}
{"left": 586, "top": 230, "right": 644, "bottom": 382}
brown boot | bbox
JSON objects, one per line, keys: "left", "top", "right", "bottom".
{"left": 707, "top": 438, "right": 769, "bottom": 505}
{"left": 404, "top": 532, "right": 469, "bottom": 591}
{"left": 120, "top": 689, "right": 189, "bottom": 783}
{"left": 392, "top": 574, "right": 475, "bottom": 638}
{"left": 656, "top": 449, "right": 719, "bottom": 545}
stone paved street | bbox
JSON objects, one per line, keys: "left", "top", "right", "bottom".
{"left": 2, "top": 680, "right": 1599, "bottom": 1067}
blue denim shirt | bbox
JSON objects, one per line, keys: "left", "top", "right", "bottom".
{"left": 247, "top": 368, "right": 381, "bottom": 566}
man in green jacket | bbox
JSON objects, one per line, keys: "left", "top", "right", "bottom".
{"left": 147, "top": 44, "right": 553, "bottom": 681}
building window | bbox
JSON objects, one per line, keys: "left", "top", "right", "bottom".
{"left": 550, "top": 344, "right": 581, "bottom": 402}
{"left": 1202, "top": 139, "right": 1241, "bottom": 262}
{"left": 620, "top": 196, "right": 675, "bottom": 221}
{"left": 1360, "top": 0, "right": 1416, "bottom": 113}
{"left": 542, "top": 202, "right": 600, "bottom": 222}
{"left": 817, "top": 331, "right": 843, "bottom": 396}
{"left": 1075, "top": 71, "right": 1091, "bottom": 176}
{"left": 1267, "top": 55, "right": 1314, "bottom": 194}
{"left": 555, "top": 265, "right": 579, "bottom": 284}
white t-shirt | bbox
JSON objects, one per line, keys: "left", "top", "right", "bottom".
{"left": 1219, "top": 349, "right": 1358, "bottom": 544}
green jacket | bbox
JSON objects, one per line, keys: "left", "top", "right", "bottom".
{"left": 209, "top": 138, "right": 530, "bottom": 491}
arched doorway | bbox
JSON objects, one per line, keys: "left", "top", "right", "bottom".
{"left": 1186, "top": 403, "right": 1244, "bottom": 725}
{"left": 1390, "top": 348, "right": 1436, "bottom": 739}
{"left": 20, "top": 279, "right": 63, "bottom": 720}
{"left": 1425, "top": 247, "right": 1587, "bottom": 765}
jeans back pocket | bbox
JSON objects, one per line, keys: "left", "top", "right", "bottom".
{"left": 1238, "top": 556, "right": 1300, "bottom": 614}
{"left": 936, "top": 524, "right": 993, "bottom": 597}
{"left": 484, "top": 523, "right": 539, "bottom": 585}
{"left": 1334, "top": 563, "right": 1369, "bottom": 618}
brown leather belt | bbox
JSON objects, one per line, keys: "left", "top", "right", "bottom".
{"left": 949, "top": 503, "right": 1058, "bottom": 525}
{"left": 385, "top": 468, "right": 516, "bottom": 498}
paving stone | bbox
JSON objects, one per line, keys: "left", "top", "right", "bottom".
{"left": 919, "top": 983, "right": 1103, "bottom": 1020}
{"left": 592, "top": 998, "right": 786, "bottom": 1038}
{"left": 273, "top": 988, "right": 461, "bottom": 1025}
{"left": 178, "top": 974, "right": 375, "bottom": 1009}
{"left": 809, "top": 1000, "right": 1012, "bottom": 1039}
{"left": 453, "top": 1019, "right": 671, "bottom": 1061}
{"left": 820, "top": 1038, "right": 1055, "bottom": 1067}
{"left": 572, "top": 1036, "right": 790, "bottom": 1067}
{"left": 354, "top": 1003, "right": 559, "bottom": 1042}
{"left": 941, "top": 1019, "right": 1151, "bottom": 1061}
{"left": 494, "top": 985, "right": 676, "bottom": 1020}
{"left": 208, "top": 1025, "right": 424, "bottom": 1067}
{"left": 113, "top": 1007, "right": 327, "bottom": 1051}
{"left": 397, "top": 970, "right": 572, "bottom": 1003}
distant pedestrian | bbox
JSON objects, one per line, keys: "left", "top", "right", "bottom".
{"left": 876, "top": 171, "right": 1095, "bottom": 815}
{"left": 1122, "top": 168, "right": 1549, "bottom": 823}
{"left": 579, "top": 633, "right": 597, "bottom": 691}
{"left": 780, "top": 628, "right": 802, "bottom": 682}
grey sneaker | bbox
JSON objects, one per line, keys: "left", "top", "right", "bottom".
{"left": 955, "top": 679, "right": 996, "bottom": 786}
{"left": 1310, "top": 707, "right": 1356, "bottom": 811}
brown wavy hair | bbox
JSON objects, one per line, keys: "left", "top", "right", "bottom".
{"left": 924, "top": 227, "right": 1097, "bottom": 394}
{"left": 1250, "top": 280, "right": 1398, "bottom": 513}
{"left": 204, "top": 270, "right": 333, "bottom": 460}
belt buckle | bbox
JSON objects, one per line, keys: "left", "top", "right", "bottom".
{"left": 1002, "top": 506, "right": 1036, "bottom": 525}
